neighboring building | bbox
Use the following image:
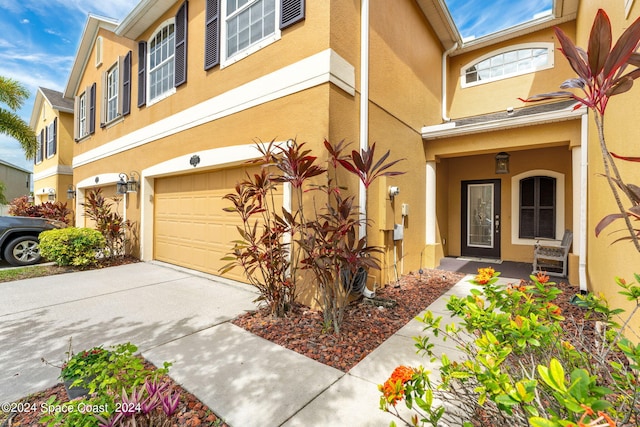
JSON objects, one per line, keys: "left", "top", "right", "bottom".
{"left": 59, "top": 0, "right": 638, "bottom": 324}
{"left": 0, "top": 160, "right": 31, "bottom": 214}
{"left": 29, "top": 87, "right": 75, "bottom": 205}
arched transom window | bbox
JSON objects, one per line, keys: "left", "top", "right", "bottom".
{"left": 461, "top": 42, "right": 554, "bottom": 87}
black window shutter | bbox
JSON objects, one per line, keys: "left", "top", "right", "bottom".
{"left": 204, "top": 0, "right": 220, "bottom": 70}
{"left": 175, "top": 1, "right": 188, "bottom": 87}
{"left": 89, "top": 82, "right": 96, "bottom": 134}
{"left": 280, "top": 0, "right": 305, "bottom": 30}
{"left": 52, "top": 118, "right": 57, "bottom": 155}
{"left": 39, "top": 130, "right": 44, "bottom": 162}
{"left": 138, "top": 41, "right": 147, "bottom": 107}
{"left": 44, "top": 126, "right": 48, "bottom": 158}
{"left": 123, "top": 51, "right": 132, "bottom": 116}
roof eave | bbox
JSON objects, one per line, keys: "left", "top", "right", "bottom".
{"left": 450, "top": 13, "right": 577, "bottom": 56}
{"left": 63, "top": 15, "right": 118, "bottom": 99}
{"left": 421, "top": 104, "right": 587, "bottom": 140}
{"left": 115, "top": 0, "right": 175, "bottom": 39}
{"left": 28, "top": 89, "right": 46, "bottom": 130}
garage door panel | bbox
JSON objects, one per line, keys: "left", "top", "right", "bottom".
{"left": 154, "top": 167, "right": 281, "bottom": 283}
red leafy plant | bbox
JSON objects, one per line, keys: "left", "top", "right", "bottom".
{"left": 520, "top": 9, "right": 640, "bottom": 250}
{"left": 222, "top": 138, "right": 404, "bottom": 334}
{"left": 8, "top": 195, "right": 72, "bottom": 224}
{"left": 82, "top": 188, "right": 131, "bottom": 258}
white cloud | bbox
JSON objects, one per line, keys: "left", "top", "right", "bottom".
{"left": 446, "top": 0, "right": 553, "bottom": 40}
{"left": 0, "top": 137, "right": 32, "bottom": 171}
{"left": 20, "top": 18, "right": 29, "bottom": 24}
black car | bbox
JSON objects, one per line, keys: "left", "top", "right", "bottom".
{"left": 0, "top": 216, "right": 67, "bottom": 266}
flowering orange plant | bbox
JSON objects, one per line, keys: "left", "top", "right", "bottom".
{"left": 473, "top": 266, "right": 497, "bottom": 285}
{"left": 379, "top": 365, "right": 416, "bottom": 406}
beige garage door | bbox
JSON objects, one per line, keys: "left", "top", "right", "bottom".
{"left": 154, "top": 166, "right": 281, "bottom": 282}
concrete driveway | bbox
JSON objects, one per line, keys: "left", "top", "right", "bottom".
{"left": 0, "top": 262, "right": 259, "bottom": 403}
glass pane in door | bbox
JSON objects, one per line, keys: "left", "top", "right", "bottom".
{"left": 467, "top": 183, "right": 494, "bottom": 248}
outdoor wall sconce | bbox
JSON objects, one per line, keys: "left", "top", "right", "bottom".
{"left": 389, "top": 186, "right": 400, "bottom": 198}
{"left": 67, "top": 185, "right": 76, "bottom": 200}
{"left": 116, "top": 171, "right": 140, "bottom": 194}
{"left": 495, "top": 152, "right": 510, "bottom": 174}
{"left": 48, "top": 189, "right": 56, "bottom": 201}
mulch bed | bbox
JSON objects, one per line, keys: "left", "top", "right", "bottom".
{"left": 232, "top": 269, "right": 466, "bottom": 372}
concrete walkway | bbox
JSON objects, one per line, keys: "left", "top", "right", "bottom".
{"left": 0, "top": 262, "right": 523, "bottom": 426}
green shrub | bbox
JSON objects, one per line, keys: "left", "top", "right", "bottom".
{"left": 39, "top": 227, "right": 105, "bottom": 266}
{"left": 378, "top": 269, "right": 640, "bottom": 427}
{"left": 40, "top": 342, "right": 173, "bottom": 427}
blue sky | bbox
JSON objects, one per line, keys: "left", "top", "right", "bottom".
{"left": 0, "top": 0, "right": 553, "bottom": 172}
{"left": 0, "top": 0, "right": 132, "bottom": 171}
{"left": 445, "top": 0, "right": 553, "bottom": 41}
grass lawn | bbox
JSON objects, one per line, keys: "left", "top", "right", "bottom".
{"left": 0, "top": 264, "right": 69, "bottom": 283}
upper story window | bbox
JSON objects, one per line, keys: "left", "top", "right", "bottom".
{"left": 78, "top": 93, "right": 87, "bottom": 137}
{"left": 106, "top": 64, "right": 119, "bottom": 122}
{"left": 74, "top": 83, "right": 96, "bottom": 141}
{"left": 35, "top": 131, "right": 43, "bottom": 164}
{"left": 101, "top": 52, "right": 131, "bottom": 126}
{"left": 46, "top": 119, "right": 57, "bottom": 158}
{"left": 205, "top": 0, "right": 305, "bottom": 70}
{"left": 461, "top": 42, "right": 554, "bottom": 88}
{"left": 149, "top": 23, "right": 176, "bottom": 102}
{"left": 138, "top": 2, "right": 188, "bottom": 107}
{"left": 225, "top": 0, "right": 277, "bottom": 59}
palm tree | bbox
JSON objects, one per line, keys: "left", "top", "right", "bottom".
{"left": 0, "top": 76, "right": 37, "bottom": 159}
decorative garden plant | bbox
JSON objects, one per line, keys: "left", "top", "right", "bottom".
{"left": 222, "top": 138, "right": 404, "bottom": 334}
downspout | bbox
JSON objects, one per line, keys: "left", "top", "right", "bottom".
{"left": 442, "top": 43, "right": 458, "bottom": 122}
{"left": 359, "top": 0, "right": 369, "bottom": 241}
{"left": 579, "top": 113, "right": 588, "bottom": 292}
{"left": 359, "top": 0, "right": 375, "bottom": 298}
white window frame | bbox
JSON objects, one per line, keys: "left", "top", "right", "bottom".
{"left": 46, "top": 121, "right": 55, "bottom": 158}
{"left": 461, "top": 42, "right": 555, "bottom": 88}
{"left": 511, "top": 169, "right": 565, "bottom": 246}
{"left": 78, "top": 92, "right": 87, "bottom": 138}
{"left": 221, "top": 0, "right": 281, "bottom": 68}
{"left": 106, "top": 62, "right": 119, "bottom": 122}
{"left": 147, "top": 19, "right": 176, "bottom": 106}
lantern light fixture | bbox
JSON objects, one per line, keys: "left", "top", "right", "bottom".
{"left": 495, "top": 152, "right": 510, "bottom": 174}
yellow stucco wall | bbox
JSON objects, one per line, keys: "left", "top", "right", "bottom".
{"left": 33, "top": 97, "right": 74, "bottom": 205}
{"left": 440, "top": 145, "right": 573, "bottom": 262}
{"left": 573, "top": 3, "right": 640, "bottom": 337}
{"left": 447, "top": 23, "right": 577, "bottom": 119}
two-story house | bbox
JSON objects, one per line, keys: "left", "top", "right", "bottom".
{"left": 0, "top": 160, "right": 31, "bottom": 214}
{"left": 61, "top": 0, "right": 638, "bottom": 323}
{"left": 30, "top": 87, "right": 75, "bottom": 205}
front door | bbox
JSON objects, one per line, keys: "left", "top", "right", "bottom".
{"left": 461, "top": 179, "right": 501, "bottom": 259}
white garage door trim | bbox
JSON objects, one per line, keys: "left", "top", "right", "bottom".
{"left": 141, "top": 141, "right": 291, "bottom": 262}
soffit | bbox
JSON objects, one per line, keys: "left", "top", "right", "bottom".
{"left": 422, "top": 100, "right": 585, "bottom": 140}
{"left": 116, "top": 0, "right": 175, "bottom": 39}
{"left": 415, "top": 0, "right": 579, "bottom": 55}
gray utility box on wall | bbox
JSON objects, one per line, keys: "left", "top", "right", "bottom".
{"left": 393, "top": 223, "right": 404, "bottom": 241}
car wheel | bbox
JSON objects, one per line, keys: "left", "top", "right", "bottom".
{"left": 3, "top": 236, "right": 42, "bottom": 266}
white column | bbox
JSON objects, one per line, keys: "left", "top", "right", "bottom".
{"left": 426, "top": 161, "right": 436, "bottom": 245}
{"left": 572, "top": 146, "right": 582, "bottom": 257}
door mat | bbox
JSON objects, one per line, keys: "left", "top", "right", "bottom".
{"left": 457, "top": 257, "right": 503, "bottom": 264}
